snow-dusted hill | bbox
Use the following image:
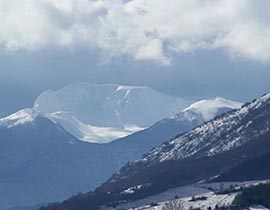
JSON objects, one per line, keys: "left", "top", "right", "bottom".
{"left": 104, "top": 94, "right": 270, "bottom": 188}
{"left": 132, "top": 94, "right": 269, "bottom": 165}
{"left": 110, "top": 97, "right": 242, "bottom": 158}
{"left": 34, "top": 82, "right": 188, "bottom": 143}
{"left": 104, "top": 180, "right": 269, "bottom": 210}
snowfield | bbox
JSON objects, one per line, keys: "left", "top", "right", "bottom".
{"left": 46, "top": 111, "right": 144, "bottom": 143}
{"left": 102, "top": 180, "right": 270, "bottom": 210}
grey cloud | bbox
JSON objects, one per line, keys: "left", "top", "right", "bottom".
{"left": 0, "top": 0, "right": 270, "bottom": 64}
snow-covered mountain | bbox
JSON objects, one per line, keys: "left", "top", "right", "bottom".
{"left": 34, "top": 82, "right": 188, "bottom": 143}
{"left": 110, "top": 97, "right": 242, "bottom": 158}
{"left": 0, "top": 109, "right": 39, "bottom": 128}
{"left": 130, "top": 94, "right": 269, "bottom": 165}
{"left": 33, "top": 82, "right": 241, "bottom": 144}
{"left": 0, "top": 110, "right": 83, "bottom": 209}
{"left": 0, "top": 108, "right": 145, "bottom": 209}
{"left": 0, "top": 94, "right": 241, "bottom": 210}
{"left": 101, "top": 93, "right": 270, "bottom": 195}
{"left": 178, "top": 96, "right": 242, "bottom": 122}
{"left": 45, "top": 93, "right": 270, "bottom": 210}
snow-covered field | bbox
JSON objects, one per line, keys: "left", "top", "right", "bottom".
{"left": 102, "top": 180, "right": 270, "bottom": 210}
{"left": 136, "top": 192, "right": 237, "bottom": 210}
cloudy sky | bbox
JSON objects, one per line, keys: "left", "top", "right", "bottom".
{"left": 0, "top": 0, "right": 270, "bottom": 117}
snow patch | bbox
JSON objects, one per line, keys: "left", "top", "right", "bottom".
{"left": 104, "top": 180, "right": 270, "bottom": 210}
{"left": 47, "top": 111, "right": 144, "bottom": 143}
{"left": 0, "top": 109, "right": 40, "bottom": 128}
{"left": 183, "top": 97, "right": 242, "bottom": 121}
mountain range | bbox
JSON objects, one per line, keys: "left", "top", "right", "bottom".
{"left": 0, "top": 83, "right": 241, "bottom": 210}
{"left": 34, "top": 82, "right": 189, "bottom": 143}
{"left": 42, "top": 93, "right": 270, "bottom": 210}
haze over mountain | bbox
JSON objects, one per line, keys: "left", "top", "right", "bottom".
{"left": 34, "top": 82, "right": 189, "bottom": 143}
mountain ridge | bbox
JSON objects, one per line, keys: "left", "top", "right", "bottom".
{"left": 33, "top": 82, "right": 189, "bottom": 143}
{"left": 41, "top": 93, "right": 270, "bottom": 210}
{"left": 0, "top": 84, "right": 242, "bottom": 209}
{"left": 107, "top": 93, "right": 270, "bottom": 184}
{"left": 33, "top": 82, "right": 241, "bottom": 144}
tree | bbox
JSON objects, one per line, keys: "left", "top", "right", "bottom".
{"left": 188, "top": 206, "right": 194, "bottom": 210}
{"left": 162, "top": 199, "right": 184, "bottom": 210}
{"left": 190, "top": 196, "right": 196, "bottom": 201}
{"left": 219, "top": 183, "right": 224, "bottom": 192}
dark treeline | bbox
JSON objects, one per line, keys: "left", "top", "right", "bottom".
{"left": 232, "top": 183, "right": 270, "bottom": 209}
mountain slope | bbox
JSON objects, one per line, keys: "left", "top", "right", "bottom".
{"left": 104, "top": 93, "right": 270, "bottom": 189}
{"left": 109, "top": 97, "right": 242, "bottom": 158}
{"left": 0, "top": 110, "right": 129, "bottom": 209}
{"left": 34, "top": 82, "right": 188, "bottom": 143}
{"left": 43, "top": 93, "right": 270, "bottom": 210}
{"left": 0, "top": 97, "right": 240, "bottom": 210}
{"left": 180, "top": 96, "right": 242, "bottom": 121}
{"left": 46, "top": 111, "right": 143, "bottom": 143}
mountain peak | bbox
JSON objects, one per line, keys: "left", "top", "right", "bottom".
{"left": 33, "top": 82, "right": 189, "bottom": 143}
{"left": 179, "top": 96, "right": 242, "bottom": 121}
{"left": 0, "top": 109, "right": 41, "bottom": 128}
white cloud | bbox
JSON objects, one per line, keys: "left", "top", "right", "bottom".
{"left": 0, "top": 0, "right": 270, "bottom": 64}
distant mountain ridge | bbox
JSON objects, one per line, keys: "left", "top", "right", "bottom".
{"left": 0, "top": 88, "right": 241, "bottom": 209}
{"left": 34, "top": 82, "right": 241, "bottom": 143}
{"left": 34, "top": 82, "right": 189, "bottom": 143}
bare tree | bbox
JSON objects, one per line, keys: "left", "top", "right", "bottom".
{"left": 162, "top": 199, "right": 184, "bottom": 210}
